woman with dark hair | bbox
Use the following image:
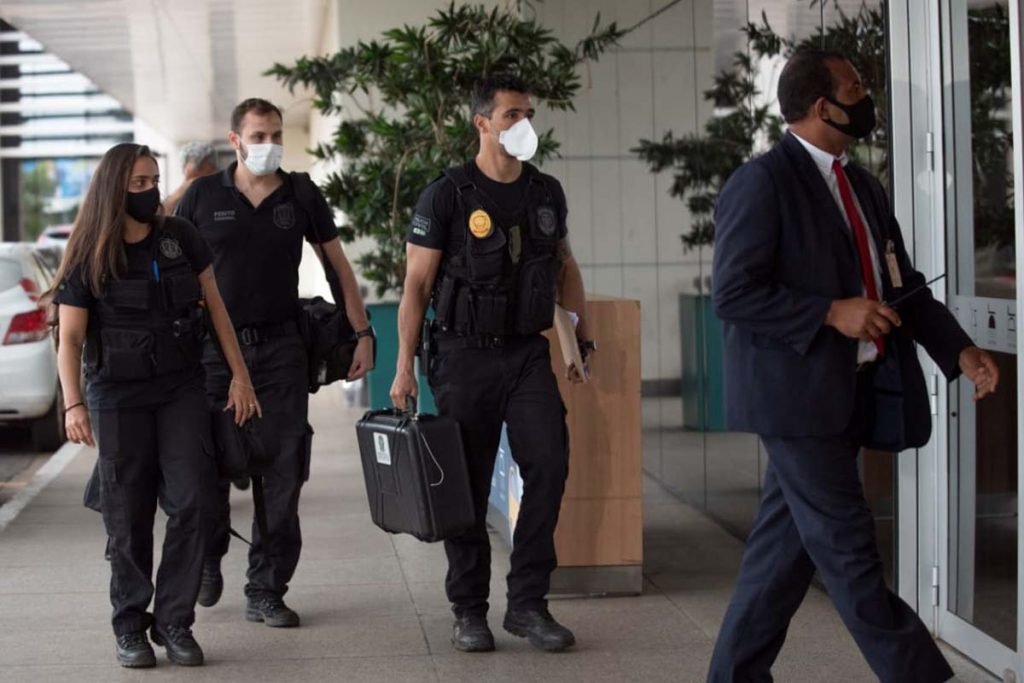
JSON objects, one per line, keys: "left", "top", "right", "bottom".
{"left": 47, "top": 143, "right": 258, "bottom": 669}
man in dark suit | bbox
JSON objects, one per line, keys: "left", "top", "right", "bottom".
{"left": 707, "top": 49, "right": 999, "bottom": 683}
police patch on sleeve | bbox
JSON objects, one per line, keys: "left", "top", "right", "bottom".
{"left": 273, "top": 202, "right": 296, "bottom": 230}
{"left": 469, "top": 209, "right": 493, "bottom": 239}
{"left": 537, "top": 206, "right": 557, "bottom": 237}
{"left": 159, "top": 237, "right": 183, "bottom": 259}
{"left": 411, "top": 213, "right": 431, "bottom": 237}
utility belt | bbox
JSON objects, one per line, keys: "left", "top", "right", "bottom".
{"left": 434, "top": 332, "right": 511, "bottom": 352}
{"left": 419, "top": 319, "right": 520, "bottom": 375}
{"left": 235, "top": 320, "right": 300, "bottom": 347}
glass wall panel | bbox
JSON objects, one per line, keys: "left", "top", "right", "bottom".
{"left": 642, "top": 1, "right": 895, "bottom": 587}
{"left": 942, "top": 0, "right": 1018, "bottom": 650}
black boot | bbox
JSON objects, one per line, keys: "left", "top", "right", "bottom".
{"left": 451, "top": 615, "right": 495, "bottom": 652}
{"left": 196, "top": 560, "right": 223, "bottom": 608}
{"left": 503, "top": 608, "right": 576, "bottom": 652}
{"left": 246, "top": 594, "right": 301, "bottom": 628}
{"left": 151, "top": 624, "right": 204, "bottom": 666}
{"left": 115, "top": 631, "right": 156, "bottom": 668}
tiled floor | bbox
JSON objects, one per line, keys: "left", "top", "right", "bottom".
{"left": 0, "top": 387, "right": 998, "bottom": 682}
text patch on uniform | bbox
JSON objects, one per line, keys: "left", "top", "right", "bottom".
{"left": 411, "top": 213, "right": 431, "bottom": 237}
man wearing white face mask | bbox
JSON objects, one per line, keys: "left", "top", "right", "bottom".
{"left": 391, "top": 74, "right": 593, "bottom": 654}
{"left": 176, "top": 98, "right": 374, "bottom": 627}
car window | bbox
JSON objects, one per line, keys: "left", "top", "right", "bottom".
{"left": 32, "top": 251, "right": 58, "bottom": 282}
{"left": 0, "top": 258, "right": 22, "bottom": 291}
{"left": 30, "top": 255, "right": 53, "bottom": 289}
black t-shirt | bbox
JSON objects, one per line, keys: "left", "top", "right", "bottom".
{"left": 175, "top": 163, "right": 338, "bottom": 328}
{"left": 406, "top": 161, "right": 569, "bottom": 256}
{"left": 54, "top": 216, "right": 213, "bottom": 410}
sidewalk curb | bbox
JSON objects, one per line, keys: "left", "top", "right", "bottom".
{"left": 0, "top": 441, "right": 88, "bottom": 533}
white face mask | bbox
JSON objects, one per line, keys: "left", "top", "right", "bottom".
{"left": 498, "top": 118, "right": 538, "bottom": 162}
{"left": 239, "top": 142, "right": 283, "bottom": 176}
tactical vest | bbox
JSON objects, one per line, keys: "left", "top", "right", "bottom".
{"left": 432, "top": 163, "right": 563, "bottom": 338}
{"left": 84, "top": 221, "right": 204, "bottom": 381}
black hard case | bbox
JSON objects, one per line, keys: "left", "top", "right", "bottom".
{"left": 355, "top": 409, "right": 475, "bottom": 542}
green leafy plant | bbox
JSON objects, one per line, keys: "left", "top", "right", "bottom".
{"left": 636, "top": 1, "right": 1015, "bottom": 254}
{"left": 632, "top": 16, "right": 786, "bottom": 251}
{"left": 633, "top": 4, "right": 890, "bottom": 252}
{"left": 268, "top": 1, "right": 623, "bottom": 297}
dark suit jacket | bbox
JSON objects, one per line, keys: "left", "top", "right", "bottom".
{"left": 712, "top": 133, "right": 973, "bottom": 448}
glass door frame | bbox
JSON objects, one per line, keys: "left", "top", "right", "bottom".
{"left": 893, "top": 0, "right": 1024, "bottom": 676}
{"left": 888, "top": 0, "right": 938, "bottom": 628}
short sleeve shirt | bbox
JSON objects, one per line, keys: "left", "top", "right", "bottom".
{"left": 175, "top": 163, "right": 337, "bottom": 327}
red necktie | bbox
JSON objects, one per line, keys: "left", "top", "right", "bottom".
{"left": 832, "top": 159, "right": 884, "bottom": 355}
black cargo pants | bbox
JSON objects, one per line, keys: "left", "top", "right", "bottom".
{"left": 92, "top": 380, "right": 214, "bottom": 636}
{"left": 428, "top": 334, "right": 569, "bottom": 618}
{"left": 203, "top": 331, "right": 312, "bottom": 599}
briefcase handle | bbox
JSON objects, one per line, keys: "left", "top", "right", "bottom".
{"left": 362, "top": 395, "right": 418, "bottom": 421}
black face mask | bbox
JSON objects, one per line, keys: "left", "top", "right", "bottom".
{"left": 823, "top": 95, "right": 876, "bottom": 140}
{"left": 125, "top": 187, "right": 161, "bottom": 223}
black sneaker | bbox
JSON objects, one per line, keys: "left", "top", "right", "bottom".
{"left": 115, "top": 631, "right": 156, "bottom": 668}
{"left": 246, "top": 594, "right": 301, "bottom": 628}
{"left": 503, "top": 608, "right": 576, "bottom": 652}
{"left": 197, "top": 560, "right": 223, "bottom": 608}
{"left": 150, "top": 624, "right": 204, "bottom": 666}
{"left": 451, "top": 615, "right": 495, "bottom": 653}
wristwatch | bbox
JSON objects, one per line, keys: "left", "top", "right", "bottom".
{"left": 355, "top": 326, "right": 375, "bottom": 340}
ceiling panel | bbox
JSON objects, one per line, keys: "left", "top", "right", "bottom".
{"left": 0, "top": 0, "right": 325, "bottom": 143}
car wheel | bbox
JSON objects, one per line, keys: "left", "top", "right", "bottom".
{"left": 30, "top": 386, "right": 66, "bottom": 453}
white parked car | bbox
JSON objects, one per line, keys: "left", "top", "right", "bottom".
{"left": 0, "top": 243, "right": 65, "bottom": 451}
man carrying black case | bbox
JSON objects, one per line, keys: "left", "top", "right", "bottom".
{"left": 389, "top": 74, "right": 595, "bottom": 654}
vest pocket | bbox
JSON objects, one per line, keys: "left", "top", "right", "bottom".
{"left": 514, "top": 256, "right": 556, "bottom": 335}
{"left": 98, "top": 328, "right": 155, "bottom": 380}
{"left": 467, "top": 229, "right": 507, "bottom": 281}
{"left": 103, "top": 280, "right": 151, "bottom": 310}
{"left": 471, "top": 290, "right": 509, "bottom": 336}
{"left": 166, "top": 273, "right": 201, "bottom": 308}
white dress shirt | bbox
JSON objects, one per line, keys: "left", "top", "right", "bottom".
{"left": 791, "top": 132, "right": 884, "bottom": 364}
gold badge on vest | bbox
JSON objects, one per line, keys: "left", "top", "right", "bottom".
{"left": 469, "top": 209, "right": 493, "bottom": 239}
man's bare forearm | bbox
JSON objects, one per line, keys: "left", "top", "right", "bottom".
{"left": 397, "top": 282, "right": 431, "bottom": 374}
{"left": 558, "top": 251, "right": 590, "bottom": 340}
{"left": 319, "top": 242, "right": 370, "bottom": 330}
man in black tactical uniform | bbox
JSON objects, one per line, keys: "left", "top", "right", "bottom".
{"left": 390, "top": 74, "right": 595, "bottom": 654}
{"left": 176, "top": 98, "right": 374, "bottom": 628}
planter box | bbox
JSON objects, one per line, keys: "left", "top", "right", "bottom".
{"left": 365, "top": 302, "right": 436, "bottom": 413}
{"left": 487, "top": 296, "right": 644, "bottom": 596}
{"left": 679, "top": 293, "right": 726, "bottom": 432}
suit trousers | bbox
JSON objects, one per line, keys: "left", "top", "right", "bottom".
{"left": 707, "top": 374, "right": 954, "bottom": 683}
